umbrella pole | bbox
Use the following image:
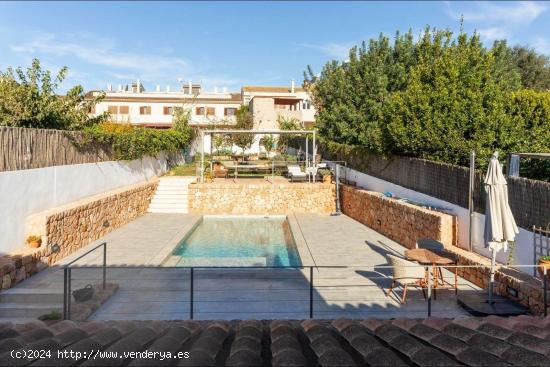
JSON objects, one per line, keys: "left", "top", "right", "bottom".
{"left": 488, "top": 248, "right": 496, "bottom": 304}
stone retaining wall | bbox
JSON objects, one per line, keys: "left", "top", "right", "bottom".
{"left": 188, "top": 182, "right": 336, "bottom": 214}
{"left": 340, "top": 184, "right": 547, "bottom": 314}
{"left": 340, "top": 185, "right": 457, "bottom": 248}
{"left": 1, "top": 180, "right": 157, "bottom": 290}
{"left": 449, "top": 246, "right": 547, "bottom": 315}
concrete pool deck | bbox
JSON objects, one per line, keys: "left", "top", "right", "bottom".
{"left": 5, "top": 213, "right": 479, "bottom": 320}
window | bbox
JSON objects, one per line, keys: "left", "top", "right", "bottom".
{"left": 140, "top": 106, "right": 151, "bottom": 115}
{"left": 206, "top": 107, "right": 215, "bottom": 116}
{"left": 224, "top": 107, "right": 236, "bottom": 116}
{"left": 119, "top": 105, "right": 129, "bottom": 114}
{"left": 195, "top": 107, "right": 205, "bottom": 116}
{"left": 107, "top": 105, "right": 118, "bottom": 114}
{"left": 302, "top": 100, "right": 311, "bottom": 110}
{"left": 163, "top": 106, "right": 183, "bottom": 115}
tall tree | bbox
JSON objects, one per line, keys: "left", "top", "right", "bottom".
{"left": 0, "top": 59, "right": 107, "bottom": 129}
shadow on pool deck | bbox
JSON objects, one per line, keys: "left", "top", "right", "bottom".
{"left": 5, "top": 213, "right": 480, "bottom": 321}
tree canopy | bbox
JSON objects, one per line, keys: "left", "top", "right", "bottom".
{"left": 304, "top": 27, "right": 550, "bottom": 173}
{"left": 0, "top": 59, "right": 107, "bottom": 129}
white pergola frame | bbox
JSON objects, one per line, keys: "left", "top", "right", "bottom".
{"left": 199, "top": 129, "right": 316, "bottom": 183}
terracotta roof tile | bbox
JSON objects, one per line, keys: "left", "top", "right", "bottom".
{"left": 0, "top": 318, "right": 548, "bottom": 366}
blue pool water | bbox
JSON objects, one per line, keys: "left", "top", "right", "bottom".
{"left": 169, "top": 216, "right": 302, "bottom": 267}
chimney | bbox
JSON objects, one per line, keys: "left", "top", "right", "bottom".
{"left": 166, "top": 85, "right": 171, "bottom": 92}
{"left": 188, "top": 80, "right": 192, "bottom": 94}
{"left": 117, "top": 84, "right": 122, "bottom": 92}
{"left": 136, "top": 79, "right": 141, "bottom": 93}
{"left": 107, "top": 84, "right": 112, "bottom": 92}
{"left": 156, "top": 85, "right": 160, "bottom": 92}
{"left": 291, "top": 79, "right": 295, "bottom": 93}
{"left": 223, "top": 87, "right": 227, "bottom": 93}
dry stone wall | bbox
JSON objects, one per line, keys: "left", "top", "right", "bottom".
{"left": 1, "top": 180, "right": 157, "bottom": 291}
{"left": 188, "top": 182, "right": 336, "bottom": 214}
{"left": 340, "top": 185, "right": 457, "bottom": 248}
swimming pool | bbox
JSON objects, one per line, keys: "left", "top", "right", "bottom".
{"left": 166, "top": 216, "right": 302, "bottom": 267}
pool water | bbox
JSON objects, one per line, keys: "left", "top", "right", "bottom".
{"left": 169, "top": 216, "right": 302, "bottom": 267}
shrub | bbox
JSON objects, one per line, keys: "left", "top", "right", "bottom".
{"left": 75, "top": 123, "right": 193, "bottom": 161}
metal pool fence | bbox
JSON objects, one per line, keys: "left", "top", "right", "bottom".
{"left": 62, "top": 243, "right": 549, "bottom": 321}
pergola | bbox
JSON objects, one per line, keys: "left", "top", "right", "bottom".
{"left": 199, "top": 129, "right": 316, "bottom": 183}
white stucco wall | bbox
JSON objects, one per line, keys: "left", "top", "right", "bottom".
{"left": 0, "top": 153, "right": 179, "bottom": 255}
{"left": 340, "top": 166, "right": 536, "bottom": 272}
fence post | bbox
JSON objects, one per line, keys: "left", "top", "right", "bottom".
{"left": 309, "top": 267, "right": 314, "bottom": 319}
{"left": 67, "top": 268, "right": 72, "bottom": 321}
{"left": 544, "top": 267, "right": 548, "bottom": 318}
{"left": 190, "top": 268, "right": 194, "bottom": 320}
{"left": 468, "top": 150, "right": 475, "bottom": 252}
{"left": 63, "top": 267, "right": 68, "bottom": 320}
{"left": 427, "top": 267, "right": 432, "bottom": 317}
{"left": 102, "top": 242, "right": 107, "bottom": 290}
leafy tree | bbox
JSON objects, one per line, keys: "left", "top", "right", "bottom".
{"left": 231, "top": 105, "right": 255, "bottom": 157}
{"left": 0, "top": 59, "right": 107, "bottom": 129}
{"left": 259, "top": 134, "right": 276, "bottom": 155}
{"left": 304, "top": 26, "right": 550, "bottom": 175}
{"left": 277, "top": 115, "right": 302, "bottom": 153}
{"left": 509, "top": 45, "right": 550, "bottom": 91}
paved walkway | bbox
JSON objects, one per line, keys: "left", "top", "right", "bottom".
{"left": 6, "top": 213, "right": 478, "bottom": 320}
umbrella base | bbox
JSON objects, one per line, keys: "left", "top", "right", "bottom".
{"left": 457, "top": 291, "right": 529, "bottom": 317}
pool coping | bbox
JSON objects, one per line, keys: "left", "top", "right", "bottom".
{"left": 150, "top": 215, "right": 202, "bottom": 265}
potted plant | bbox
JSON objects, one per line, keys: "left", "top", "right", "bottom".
{"left": 538, "top": 255, "right": 550, "bottom": 279}
{"left": 318, "top": 169, "right": 332, "bottom": 184}
{"left": 26, "top": 235, "right": 42, "bottom": 249}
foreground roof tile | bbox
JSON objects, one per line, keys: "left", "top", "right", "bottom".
{"left": 0, "top": 317, "right": 546, "bottom": 366}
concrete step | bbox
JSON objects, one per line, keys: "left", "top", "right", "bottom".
{"left": 148, "top": 208, "right": 188, "bottom": 214}
{"left": 0, "top": 303, "right": 63, "bottom": 318}
{"left": 149, "top": 204, "right": 188, "bottom": 210}
{"left": 155, "top": 187, "right": 189, "bottom": 192}
{"left": 151, "top": 193, "right": 188, "bottom": 199}
{"left": 0, "top": 289, "right": 63, "bottom": 303}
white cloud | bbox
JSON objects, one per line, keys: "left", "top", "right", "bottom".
{"left": 477, "top": 27, "right": 509, "bottom": 41}
{"left": 446, "top": 1, "right": 546, "bottom": 24}
{"left": 298, "top": 42, "right": 353, "bottom": 60}
{"left": 533, "top": 37, "right": 550, "bottom": 55}
{"left": 10, "top": 33, "right": 188, "bottom": 81}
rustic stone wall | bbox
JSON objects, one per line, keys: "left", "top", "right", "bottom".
{"left": 340, "top": 185, "right": 457, "bottom": 249}
{"left": 1, "top": 180, "right": 157, "bottom": 291}
{"left": 188, "top": 182, "right": 336, "bottom": 214}
{"left": 449, "top": 246, "right": 548, "bottom": 315}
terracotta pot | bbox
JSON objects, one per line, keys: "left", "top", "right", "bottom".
{"left": 538, "top": 259, "right": 550, "bottom": 279}
{"left": 28, "top": 240, "right": 41, "bottom": 249}
{"left": 322, "top": 175, "right": 332, "bottom": 184}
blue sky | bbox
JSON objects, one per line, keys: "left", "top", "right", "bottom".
{"left": 1, "top": 1, "right": 549, "bottom": 92}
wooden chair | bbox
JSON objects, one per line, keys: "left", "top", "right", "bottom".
{"left": 386, "top": 254, "right": 427, "bottom": 304}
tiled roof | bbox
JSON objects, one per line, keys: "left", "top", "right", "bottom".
{"left": 1, "top": 316, "right": 550, "bottom": 366}
{"left": 242, "top": 85, "right": 306, "bottom": 93}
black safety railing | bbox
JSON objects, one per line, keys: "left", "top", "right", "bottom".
{"left": 63, "top": 242, "right": 107, "bottom": 320}
{"left": 62, "top": 260, "right": 549, "bottom": 321}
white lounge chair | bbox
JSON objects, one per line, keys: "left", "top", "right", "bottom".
{"left": 386, "top": 254, "right": 427, "bottom": 304}
{"left": 287, "top": 165, "right": 307, "bottom": 182}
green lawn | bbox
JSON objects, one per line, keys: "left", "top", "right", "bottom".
{"left": 166, "top": 163, "right": 197, "bottom": 176}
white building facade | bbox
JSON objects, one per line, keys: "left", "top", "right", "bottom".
{"left": 88, "top": 80, "right": 316, "bottom": 154}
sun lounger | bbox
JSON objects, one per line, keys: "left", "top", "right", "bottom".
{"left": 287, "top": 165, "right": 307, "bottom": 182}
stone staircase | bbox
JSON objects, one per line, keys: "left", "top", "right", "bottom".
{"left": 0, "top": 288, "right": 63, "bottom": 323}
{"left": 148, "top": 176, "right": 195, "bottom": 214}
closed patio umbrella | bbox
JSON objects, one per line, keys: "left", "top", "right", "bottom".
{"left": 484, "top": 152, "right": 519, "bottom": 303}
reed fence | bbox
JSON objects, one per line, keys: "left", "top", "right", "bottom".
{"left": 0, "top": 127, "right": 112, "bottom": 171}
